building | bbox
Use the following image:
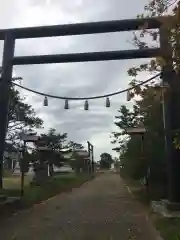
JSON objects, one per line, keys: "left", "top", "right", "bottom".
{"left": 3, "top": 143, "right": 20, "bottom": 171}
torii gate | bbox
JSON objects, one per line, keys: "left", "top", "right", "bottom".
{"left": 0, "top": 16, "right": 179, "bottom": 203}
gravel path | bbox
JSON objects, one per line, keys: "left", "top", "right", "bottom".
{"left": 0, "top": 173, "right": 162, "bottom": 239}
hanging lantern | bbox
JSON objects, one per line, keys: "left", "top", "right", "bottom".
{"left": 84, "top": 100, "right": 89, "bottom": 110}
{"left": 44, "top": 96, "right": 48, "bottom": 106}
{"left": 127, "top": 90, "right": 131, "bottom": 101}
{"left": 64, "top": 99, "right": 69, "bottom": 109}
{"left": 106, "top": 97, "right": 110, "bottom": 107}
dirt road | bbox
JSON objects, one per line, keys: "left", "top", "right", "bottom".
{"left": 0, "top": 173, "right": 162, "bottom": 239}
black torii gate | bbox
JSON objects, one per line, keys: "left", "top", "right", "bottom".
{"left": 0, "top": 16, "right": 179, "bottom": 203}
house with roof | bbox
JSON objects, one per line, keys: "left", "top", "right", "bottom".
{"left": 3, "top": 143, "right": 20, "bottom": 171}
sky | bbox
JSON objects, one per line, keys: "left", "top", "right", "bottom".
{"left": 0, "top": 0, "right": 151, "bottom": 161}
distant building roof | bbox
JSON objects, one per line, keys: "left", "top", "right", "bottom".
{"left": 74, "top": 149, "right": 89, "bottom": 157}
{"left": 60, "top": 148, "right": 72, "bottom": 153}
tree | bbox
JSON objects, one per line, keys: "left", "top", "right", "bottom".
{"left": 40, "top": 128, "right": 67, "bottom": 152}
{"left": 113, "top": 157, "right": 121, "bottom": 172}
{"left": 0, "top": 69, "right": 43, "bottom": 187}
{"left": 64, "top": 144, "right": 87, "bottom": 174}
{"left": 100, "top": 153, "right": 113, "bottom": 169}
{"left": 68, "top": 141, "right": 84, "bottom": 150}
{"left": 112, "top": 85, "right": 167, "bottom": 190}
{"left": 71, "top": 152, "right": 85, "bottom": 174}
{"left": 3, "top": 70, "right": 43, "bottom": 145}
{"left": 111, "top": 0, "right": 180, "bottom": 200}
{"left": 37, "top": 128, "right": 67, "bottom": 176}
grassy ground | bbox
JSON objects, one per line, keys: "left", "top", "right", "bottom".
{"left": 121, "top": 173, "right": 180, "bottom": 240}
{"left": 2, "top": 172, "right": 75, "bottom": 190}
{"left": 3, "top": 175, "right": 33, "bottom": 189}
{"left": 22, "top": 173, "right": 92, "bottom": 207}
{"left": 0, "top": 173, "right": 94, "bottom": 216}
{"left": 154, "top": 217, "right": 180, "bottom": 240}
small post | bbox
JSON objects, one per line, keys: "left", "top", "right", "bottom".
{"left": 0, "top": 32, "right": 15, "bottom": 188}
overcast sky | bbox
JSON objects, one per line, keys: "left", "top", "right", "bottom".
{"left": 0, "top": 0, "right": 151, "bottom": 160}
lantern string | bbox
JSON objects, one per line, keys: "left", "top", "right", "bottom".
{"left": 12, "top": 72, "right": 161, "bottom": 101}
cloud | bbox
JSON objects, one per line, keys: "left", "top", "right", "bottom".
{"left": 0, "top": 0, "right": 150, "bottom": 160}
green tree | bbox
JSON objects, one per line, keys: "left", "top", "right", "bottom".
{"left": 68, "top": 141, "right": 84, "bottom": 150}
{"left": 111, "top": 0, "right": 180, "bottom": 200}
{"left": 113, "top": 157, "right": 121, "bottom": 172}
{"left": 71, "top": 152, "right": 86, "bottom": 174}
{"left": 112, "top": 87, "right": 167, "bottom": 198}
{"left": 0, "top": 69, "right": 43, "bottom": 187}
{"left": 5, "top": 71, "right": 43, "bottom": 145}
{"left": 40, "top": 128, "right": 67, "bottom": 152}
{"left": 100, "top": 153, "right": 113, "bottom": 169}
{"left": 38, "top": 128, "right": 67, "bottom": 176}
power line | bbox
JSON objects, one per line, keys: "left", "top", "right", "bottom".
{"left": 13, "top": 72, "right": 161, "bottom": 101}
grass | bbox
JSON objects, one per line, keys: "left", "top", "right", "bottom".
{"left": 0, "top": 173, "right": 93, "bottom": 220}
{"left": 3, "top": 175, "right": 32, "bottom": 189}
{"left": 122, "top": 175, "right": 151, "bottom": 211}
{"left": 23, "top": 174, "right": 91, "bottom": 207}
{"left": 0, "top": 173, "right": 93, "bottom": 207}
{"left": 153, "top": 217, "right": 180, "bottom": 240}
{"left": 121, "top": 173, "right": 180, "bottom": 240}
{"left": 128, "top": 184, "right": 180, "bottom": 239}
{"left": 3, "top": 172, "right": 75, "bottom": 190}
